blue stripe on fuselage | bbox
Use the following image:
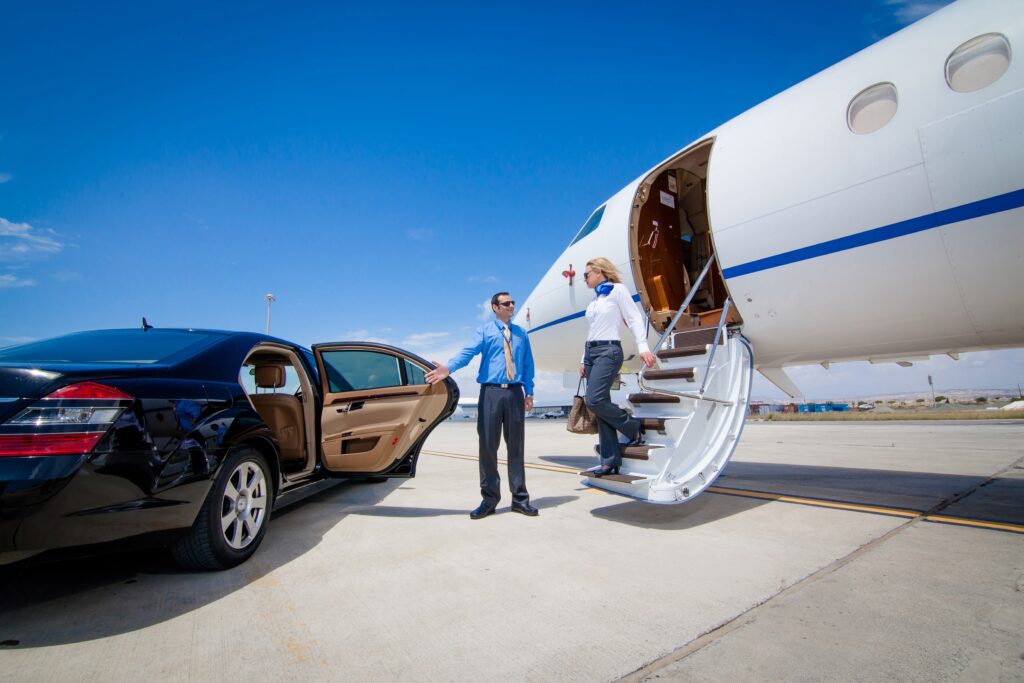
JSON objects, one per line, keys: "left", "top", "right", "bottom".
{"left": 527, "top": 294, "right": 641, "bottom": 335}
{"left": 721, "top": 187, "right": 1024, "bottom": 279}
{"left": 527, "top": 188, "right": 1024, "bottom": 335}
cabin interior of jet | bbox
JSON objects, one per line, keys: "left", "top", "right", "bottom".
{"left": 629, "top": 140, "right": 741, "bottom": 334}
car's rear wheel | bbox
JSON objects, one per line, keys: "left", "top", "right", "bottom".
{"left": 170, "top": 446, "right": 273, "bottom": 570}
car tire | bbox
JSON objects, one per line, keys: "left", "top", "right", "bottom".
{"left": 170, "top": 446, "right": 274, "bottom": 571}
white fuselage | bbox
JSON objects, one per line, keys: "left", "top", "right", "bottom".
{"left": 517, "top": 0, "right": 1024, "bottom": 382}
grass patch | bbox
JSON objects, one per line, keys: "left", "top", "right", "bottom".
{"left": 753, "top": 410, "right": 1024, "bottom": 422}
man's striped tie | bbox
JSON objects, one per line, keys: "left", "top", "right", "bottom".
{"left": 502, "top": 325, "right": 515, "bottom": 381}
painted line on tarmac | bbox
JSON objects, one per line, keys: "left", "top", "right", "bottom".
{"left": 423, "top": 449, "right": 579, "bottom": 474}
{"left": 706, "top": 486, "right": 921, "bottom": 518}
{"left": 422, "top": 450, "right": 1024, "bottom": 533}
{"left": 923, "top": 515, "right": 1024, "bottom": 534}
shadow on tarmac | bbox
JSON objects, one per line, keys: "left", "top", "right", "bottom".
{"left": 591, "top": 492, "right": 767, "bottom": 530}
{"left": 544, "top": 457, "right": 1024, "bottom": 529}
{"left": 0, "top": 478, "right": 401, "bottom": 648}
{"left": 719, "top": 462, "right": 1024, "bottom": 524}
{"left": 540, "top": 455, "right": 599, "bottom": 469}
{"left": 341, "top": 495, "right": 578, "bottom": 518}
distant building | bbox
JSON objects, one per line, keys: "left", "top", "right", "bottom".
{"left": 748, "top": 402, "right": 785, "bottom": 415}
{"left": 797, "top": 402, "right": 850, "bottom": 413}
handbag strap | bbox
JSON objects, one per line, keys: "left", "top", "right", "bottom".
{"left": 576, "top": 376, "right": 586, "bottom": 397}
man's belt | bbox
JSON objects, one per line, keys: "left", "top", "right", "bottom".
{"left": 481, "top": 383, "right": 521, "bottom": 389}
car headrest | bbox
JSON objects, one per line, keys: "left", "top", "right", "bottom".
{"left": 254, "top": 365, "right": 286, "bottom": 389}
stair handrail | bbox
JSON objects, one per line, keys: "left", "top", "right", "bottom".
{"left": 699, "top": 297, "right": 731, "bottom": 394}
{"left": 648, "top": 254, "right": 716, "bottom": 357}
{"left": 637, "top": 298, "right": 735, "bottom": 405}
{"left": 638, "top": 255, "right": 735, "bottom": 405}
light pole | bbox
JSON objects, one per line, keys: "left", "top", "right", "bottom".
{"left": 264, "top": 294, "right": 276, "bottom": 334}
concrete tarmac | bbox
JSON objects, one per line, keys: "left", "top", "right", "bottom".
{"left": 0, "top": 420, "right": 1021, "bottom": 682}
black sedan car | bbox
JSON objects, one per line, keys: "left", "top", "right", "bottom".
{"left": 0, "top": 328, "right": 458, "bottom": 569}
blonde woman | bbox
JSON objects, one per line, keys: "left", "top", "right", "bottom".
{"left": 580, "top": 258, "right": 657, "bottom": 477}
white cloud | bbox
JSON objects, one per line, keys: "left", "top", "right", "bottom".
{"left": 0, "top": 273, "right": 34, "bottom": 288}
{"left": 402, "top": 331, "right": 451, "bottom": 347}
{"left": 405, "top": 228, "right": 434, "bottom": 241}
{"left": 338, "top": 329, "right": 391, "bottom": 344}
{"left": 468, "top": 275, "right": 498, "bottom": 284}
{"left": 477, "top": 298, "right": 494, "bottom": 321}
{"left": 0, "top": 218, "right": 63, "bottom": 261}
{"left": 884, "top": 0, "right": 951, "bottom": 25}
{"left": 0, "top": 173, "right": 11, "bottom": 184}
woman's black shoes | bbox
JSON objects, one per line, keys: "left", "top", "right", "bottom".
{"left": 583, "top": 465, "right": 619, "bottom": 478}
{"left": 625, "top": 424, "right": 646, "bottom": 448}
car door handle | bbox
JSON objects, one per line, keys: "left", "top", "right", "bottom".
{"left": 336, "top": 401, "right": 364, "bottom": 413}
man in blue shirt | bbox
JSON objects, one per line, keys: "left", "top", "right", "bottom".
{"left": 425, "top": 291, "right": 538, "bottom": 519}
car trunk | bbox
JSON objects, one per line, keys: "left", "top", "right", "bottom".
{"left": 0, "top": 364, "right": 166, "bottom": 422}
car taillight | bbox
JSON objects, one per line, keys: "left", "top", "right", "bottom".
{"left": 46, "top": 382, "right": 132, "bottom": 400}
{"left": 0, "top": 382, "right": 133, "bottom": 457}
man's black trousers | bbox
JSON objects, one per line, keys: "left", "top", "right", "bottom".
{"left": 477, "top": 384, "right": 530, "bottom": 507}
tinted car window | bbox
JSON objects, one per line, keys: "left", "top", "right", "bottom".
{"left": 0, "top": 329, "right": 222, "bottom": 364}
{"left": 404, "top": 359, "right": 426, "bottom": 385}
{"left": 321, "top": 350, "right": 404, "bottom": 392}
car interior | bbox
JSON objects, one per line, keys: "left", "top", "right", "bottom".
{"left": 240, "top": 343, "right": 451, "bottom": 481}
{"left": 241, "top": 345, "right": 317, "bottom": 477}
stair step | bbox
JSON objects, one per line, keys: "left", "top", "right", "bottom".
{"left": 658, "top": 344, "right": 707, "bottom": 360}
{"left": 639, "top": 418, "right": 667, "bottom": 431}
{"left": 619, "top": 444, "right": 657, "bottom": 460}
{"left": 671, "top": 326, "right": 724, "bottom": 349}
{"left": 578, "top": 471, "right": 646, "bottom": 484}
{"left": 644, "top": 367, "right": 695, "bottom": 381}
{"left": 629, "top": 392, "right": 680, "bottom": 404}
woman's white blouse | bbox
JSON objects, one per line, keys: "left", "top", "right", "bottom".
{"left": 584, "top": 282, "right": 651, "bottom": 357}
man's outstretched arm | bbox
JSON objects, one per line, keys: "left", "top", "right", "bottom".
{"left": 425, "top": 327, "right": 484, "bottom": 384}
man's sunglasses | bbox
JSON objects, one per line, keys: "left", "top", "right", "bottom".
{"left": 496, "top": 301, "right": 515, "bottom": 308}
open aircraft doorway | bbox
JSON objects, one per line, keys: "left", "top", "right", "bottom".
{"left": 629, "top": 139, "right": 741, "bottom": 334}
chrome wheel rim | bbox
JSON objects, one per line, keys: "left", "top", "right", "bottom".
{"left": 220, "top": 460, "right": 268, "bottom": 550}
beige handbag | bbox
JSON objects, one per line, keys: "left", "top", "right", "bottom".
{"left": 567, "top": 378, "right": 598, "bottom": 434}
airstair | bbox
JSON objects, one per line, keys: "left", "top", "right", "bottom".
{"left": 580, "top": 257, "right": 754, "bottom": 504}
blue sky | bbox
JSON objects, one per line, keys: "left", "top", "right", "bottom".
{"left": 3, "top": 0, "right": 1020, "bottom": 401}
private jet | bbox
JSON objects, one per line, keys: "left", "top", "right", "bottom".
{"left": 518, "top": 0, "right": 1023, "bottom": 503}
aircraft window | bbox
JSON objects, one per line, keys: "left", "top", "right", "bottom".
{"left": 847, "top": 82, "right": 898, "bottom": 135}
{"left": 945, "top": 33, "right": 1011, "bottom": 93}
{"left": 568, "top": 205, "right": 606, "bottom": 246}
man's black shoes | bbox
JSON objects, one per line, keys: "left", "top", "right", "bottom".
{"left": 470, "top": 502, "right": 538, "bottom": 518}
{"left": 470, "top": 502, "right": 496, "bottom": 520}
{"left": 511, "top": 502, "right": 539, "bottom": 517}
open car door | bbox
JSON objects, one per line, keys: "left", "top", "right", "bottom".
{"left": 311, "top": 342, "right": 459, "bottom": 477}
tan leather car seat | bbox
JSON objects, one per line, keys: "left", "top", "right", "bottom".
{"left": 249, "top": 365, "right": 306, "bottom": 469}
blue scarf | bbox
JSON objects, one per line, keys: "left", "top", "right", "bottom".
{"left": 595, "top": 281, "right": 613, "bottom": 297}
